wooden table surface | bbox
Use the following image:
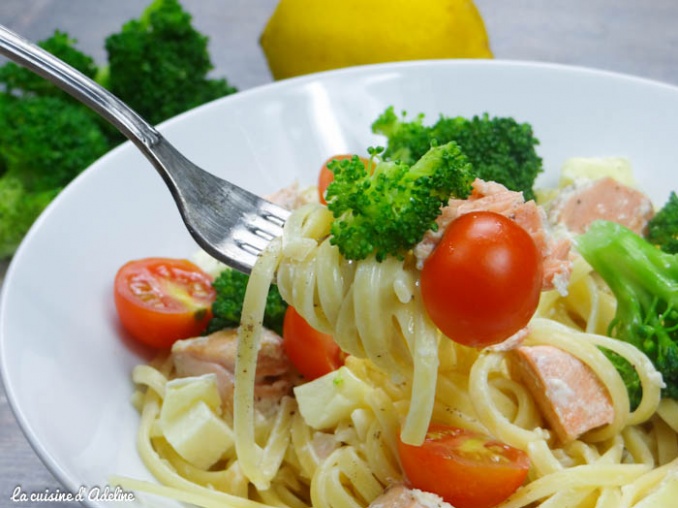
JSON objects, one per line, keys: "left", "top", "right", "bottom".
{"left": 1, "top": 0, "right": 678, "bottom": 506}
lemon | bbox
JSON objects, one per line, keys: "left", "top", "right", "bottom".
{"left": 260, "top": 0, "right": 493, "bottom": 80}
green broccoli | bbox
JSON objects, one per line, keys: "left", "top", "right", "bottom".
{"left": 0, "top": 95, "right": 111, "bottom": 192}
{"left": 0, "top": 71, "right": 110, "bottom": 259}
{"left": 0, "top": 30, "right": 99, "bottom": 99}
{"left": 103, "top": 0, "right": 237, "bottom": 127}
{"left": 370, "top": 108, "right": 432, "bottom": 164}
{"left": 372, "top": 106, "right": 543, "bottom": 201}
{"left": 646, "top": 191, "right": 678, "bottom": 254}
{"left": 325, "top": 143, "right": 474, "bottom": 261}
{"left": 206, "top": 268, "right": 288, "bottom": 336}
{"left": 0, "top": 176, "right": 59, "bottom": 258}
{"left": 577, "top": 219, "right": 678, "bottom": 402}
{"left": 599, "top": 348, "right": 642, "bottom": 410}
{"left": 0, "top": 34, "right": 112, "bottom": 257}
{"left": 0, "top": 1, "right": 239, "bottom": 259}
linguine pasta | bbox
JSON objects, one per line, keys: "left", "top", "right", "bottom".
{"left": 119, "top": 182, "right": 678, "bottom": 508}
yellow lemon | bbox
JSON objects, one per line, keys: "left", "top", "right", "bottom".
{"left": 260, "top": 0, "right": 493, "bottom": 80}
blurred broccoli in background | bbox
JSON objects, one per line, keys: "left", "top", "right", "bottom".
{"left": 103, "top": 0, "right": 237, "bottom": 128}
{"left": 0, "top": 177, "right": 59, "bottom": 258}
{"left": 0, "top": 30, "right": 99, "bottom": 98}
{"left": 0, "top": 95, "right": 111, "bottom": 191}
{"left": 0, "top": 32, "right": 111, "bottom": 257}
{"left": 0, "top": 0, "right": 237, "bottom": 259}
{"left": 372, "top": 106, "right": 543, "bottom": 201}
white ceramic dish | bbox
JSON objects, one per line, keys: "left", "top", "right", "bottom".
{"left": 2, "top": 60, "right": 678, "bottom": 507}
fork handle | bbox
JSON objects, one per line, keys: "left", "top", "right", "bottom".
{"left": 0, "top": 24, "right": 160, "bottom": 149}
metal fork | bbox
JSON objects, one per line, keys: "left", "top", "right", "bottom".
{"left": 0, "top": 25, "right": 290, "bottom": 274}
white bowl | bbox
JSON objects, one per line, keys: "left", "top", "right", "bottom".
{"left": 2, "top": 60, "right": 678, "bottom": 507}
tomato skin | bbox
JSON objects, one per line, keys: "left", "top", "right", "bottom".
{"left": 318, "top": 154, "right": 370, "bottom": 205}
{"left": 282, "top": 306, "right": 344, "bottom": 380}
{"left": 420, "top": 211, "right": 543, "bottom": 347}
{"left": 114, "top": 258, "right": 216, "bottom": 349}
{"left": 398, "top": 424, "right": 530, "bottom": 508}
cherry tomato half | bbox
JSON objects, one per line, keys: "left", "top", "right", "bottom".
{"left": 398, "top": 424, "right": 530, "bottom": 508}
{"left": 114, "top": 257, "right": 216, "bottom": 349}
{"left": 282, "top": 306, "right": 345, "bottom": 380}
{"left": 421, "top": 211, "right": 543, "bottom": 347}
{"left": 318, "top": 154, "right": 371, "bottom": 205}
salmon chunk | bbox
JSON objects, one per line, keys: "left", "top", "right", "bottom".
{"left": 266, "top": 181, "right": 318, "bottom": 210}
{"left": 548, "top": 176, "right": 655, "bottom": 235}
{"left": 510, "top": 345, "right": 614, "bottom": 443}
{"left": 369, "top": 484, "right": 455, "bottom": 508}
{"left": 171, "top": 328, "right": 296, "bottom": 415}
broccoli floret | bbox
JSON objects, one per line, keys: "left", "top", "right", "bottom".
{"left": 0, "top": 94, "right": 110, "bottom": 259}
{"left": 206, "top": 268, "right": 288, "bottom": 336}
{"left": 372, "top": 107, "right": 543, "bottom": 201}
{"left": 0, "top": 2, "right": 239, "bottom": 259}
{"left": 577, "top": 220, "right": 678, "bottom": 401}
{"left": 0, "top": 31, "right": 113, "bottom": 259}
{"left": 103, "top": 0, "right": 237, "bottom": 127}
{"left": 0, "top": 95, "right": 111, "bottom": 192}
{"left": 647, "top": 191, "right": 678, "bottom": 254}
{"left": 0, "top": 176, "right": 59, "bottom": 258}
{"left": 325, "top": 143, "right": 474, "bottom": 261}
{"left": 599, "top": 348, "right": 642, "bottom": 410}
{"left": 370, "top": 107, "right": 432, "bottom": 164}
{"left": 0, "top": 30, "right": 99, "bottom": 99}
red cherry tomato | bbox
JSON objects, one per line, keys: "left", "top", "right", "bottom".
{"left": 318, "top": 154, "right": 370, "bottom": 204}
{"left": 282, "top": 306, "right": 344, "bottom": 380}
{"left": 421, "top": 211, "right": 543, "bottom": 347}
{"left": 398, "top": 424, "right": 530, "bottom": 508}
{"left": 114, "top": 258, "right": 216, "bottom": 349}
